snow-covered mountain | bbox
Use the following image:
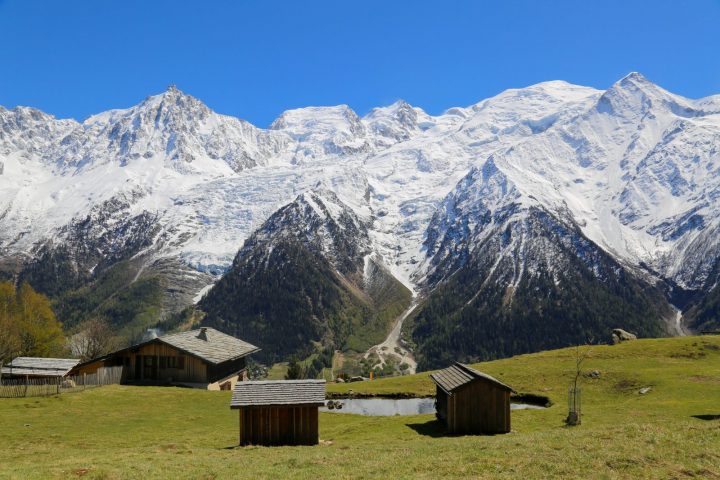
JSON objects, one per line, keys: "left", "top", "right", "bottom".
{"left": 2, "top": 73, "right": 720, "bottom": 362}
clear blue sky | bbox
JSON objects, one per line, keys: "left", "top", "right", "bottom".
{"left": 1, "top": 0, "right": 719, "bottom": 127}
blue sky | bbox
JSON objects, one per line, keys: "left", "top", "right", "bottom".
{"left": 1, "top": 0, "right": 719, "bottom": 126}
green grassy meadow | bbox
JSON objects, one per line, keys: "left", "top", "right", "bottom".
{"left": 1, "top": 336, "right": 719, "bottom": 479}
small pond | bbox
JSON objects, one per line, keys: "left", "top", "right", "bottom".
{"left": 321, "top": 398, "right": 546, "bottom": 416}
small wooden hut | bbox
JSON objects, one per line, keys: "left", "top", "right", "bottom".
{"left": 430, "top": 362, "right": 513, "bottom": 435}
{"left": 230, "top": 379, "right": 326, "bottom": 446}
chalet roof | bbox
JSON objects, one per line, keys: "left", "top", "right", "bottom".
{"left": 158, "top": 327, "right": 260, "bottom": 365}
{"left": 230, "top": 380, "right": 326, "bottom": 408}
{"left": 73, "top": 327, "right": 260, "bottom": 371}
{"left": 2, "top": 357, "right": 80, "bottom": 377}
{"left": 430, "top": 362, "right": 513, "bottom": 394}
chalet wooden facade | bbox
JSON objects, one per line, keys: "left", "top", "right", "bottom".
{"left": 1, "top": 357, "right": 80, "bottom": 380}
{"left": 72, "top": 327, "right": 259, "bottom": 390}
{"left": 431, "top": 362, "right": 513, "bottom": 435}
{"left": 230, "top": 380, "right": 326, "bottom": 446}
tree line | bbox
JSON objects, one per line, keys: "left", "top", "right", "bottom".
{"left": 0, "top": 281, "right": 118, "bottom": 365}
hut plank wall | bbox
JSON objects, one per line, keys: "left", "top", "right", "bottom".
{"left": 239, "top": 406, "right": 319, "bottom": 446}
{"left": 75, "top": 342, "right": 207, "bottom": 383}
{"left": 446, "top": 380, "right": 511, "bottom": 434}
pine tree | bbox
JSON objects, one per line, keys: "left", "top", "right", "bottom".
{"left": 285, "top": 357, "right": 304, "bottom": 380}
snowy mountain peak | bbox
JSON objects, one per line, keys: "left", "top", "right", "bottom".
{"left": 365, "top": 99, "right": 418, "bottom": 123}
{"left": 363, "top": 99, "right": 434, "bottom": 146}
{"left": 270, "top": 105, "right": 362, "bottom": 132}
{"left": 282, "top": 189, "right": 365, "bottom": 233}
{"left": 619, "top": 71, "right": 651, "bottom": 85}
{"left": 269, "top": 105, "right": 369, "bottom": 163}
{"left": 596, "top": 71, "right": 696, "bottom": 119}
{"left": 233, "top": 188, "right": 371, "bottom": 277}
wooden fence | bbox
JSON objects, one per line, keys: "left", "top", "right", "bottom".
{"left": 0, "top": 366, "right": 123, "bottom": 398}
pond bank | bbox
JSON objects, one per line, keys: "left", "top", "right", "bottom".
{"left": 321, "top": 397, "right": 548, "bottom": 416}
{"left": 326, "top": 391, "right": 552, "bottom": 408}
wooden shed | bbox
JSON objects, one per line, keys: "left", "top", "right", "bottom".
{"left": 430, "top": 362, "right": 513, "bottom": 435}
{"left": 72, "top": 327, "right": 259, "bottom": 390}
{"left": 230, "top": 380, "right": 326, "bottom": 446}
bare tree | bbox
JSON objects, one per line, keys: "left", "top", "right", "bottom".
{"left": 69, "top": 318, "right": 116, "bottom": 361}
{"left": 566, "top": 342, "right": 592, "bottom": 426}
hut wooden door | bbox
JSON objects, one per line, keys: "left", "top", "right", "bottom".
{"left": 134, "top": 356, "right": 142, "bottom": 380}
{"left": 143, "top": 356, "right": 158, "bottom": 381}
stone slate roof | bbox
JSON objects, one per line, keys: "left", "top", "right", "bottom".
{"left": 430, "top": 362, "right": 513, "bottom": 394}
{"left": 2, "top": 357, "right": 80, "bottom": 377}
{"left": 158, "top": 327, "right": 260, "bottom": 365}
{"left": 230, "top": 380, "right": 326, "bottom": 408}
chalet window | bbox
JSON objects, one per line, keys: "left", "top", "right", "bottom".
{"left": 157, "top": 356, "right": 184, "bottom": 369}
{"left": 108, "top": 356, "right": 124, "bottom": 367}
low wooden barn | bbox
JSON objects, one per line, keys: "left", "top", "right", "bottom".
{"left": 431, "top": 362, "right": 513, "bottom": 435}
{"left": 230, "top": 380, "right": 326, "bottom": 446}
{"left": 72, "top": 327, "right": 259, "bottom": 390}
{"left": 1, "top": 357, "right": 80, "bottom": 380}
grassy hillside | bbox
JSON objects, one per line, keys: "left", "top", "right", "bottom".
{"left": 1, "top": 336, "right": 719, "bottom": 479}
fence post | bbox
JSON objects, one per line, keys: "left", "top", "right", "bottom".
{"left": 24, "top": 375, "right": 28, "bottom": 397}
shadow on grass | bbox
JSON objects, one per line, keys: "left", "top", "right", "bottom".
{"left": 406, "top": 419, "right": 447, "bottom": 438}
{"left": 692, "top": 414, "right": 720, "bottom": 421}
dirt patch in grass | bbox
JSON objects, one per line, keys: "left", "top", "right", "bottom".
{"left": 613, "top": 378, "right": 643, "bottom": 393}
{"left": 679, "top": 467, "right": 720, "bottom": 478}
{"left": 671, "top": 351, "right": 707, "bottom": 359}
{"left": 688, "top": 375, "right": 720, "bottom": 383}
{"left": 605, "top": 458, "right": 636, "bottom": 471}
{"left": 670, "top": 345, "right": 709, "bottom": 359}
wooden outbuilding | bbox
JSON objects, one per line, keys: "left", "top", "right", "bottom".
{"left": 230, "top": 380, "right": 326, "bottom": 446}
{"left": 1, "top": 357, "right": 80, "bottom": 380}
{"left": 72, "top": 327, "right": 259, "bottom": 390}
{"left": 431, "top": 362, "right": 513, "bottom": 435}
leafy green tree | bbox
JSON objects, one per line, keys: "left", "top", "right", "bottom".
{"left": 0, "top": 282, "right": 20, "bottom": 363}
{"left": 0, "top": 281, "right": 66, "bottom": 360}
{"left": 17, "top": 283, "right": 66, "bottom": 357}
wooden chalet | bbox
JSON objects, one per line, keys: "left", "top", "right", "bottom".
{"left": 1, "top": 357, "right": 80, "bottom": 380}
{"left": 431, "top": 362, "right": 513, "bottom": 435}
{"left": 72, "top": 327, "right": 259, "bottom": 390}
{"left": 230, "top": 380, "right": 326, "bottom": 446}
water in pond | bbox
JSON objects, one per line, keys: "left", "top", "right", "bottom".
{"left": 321, "top": 398, "right": 545, "bottom": 416}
